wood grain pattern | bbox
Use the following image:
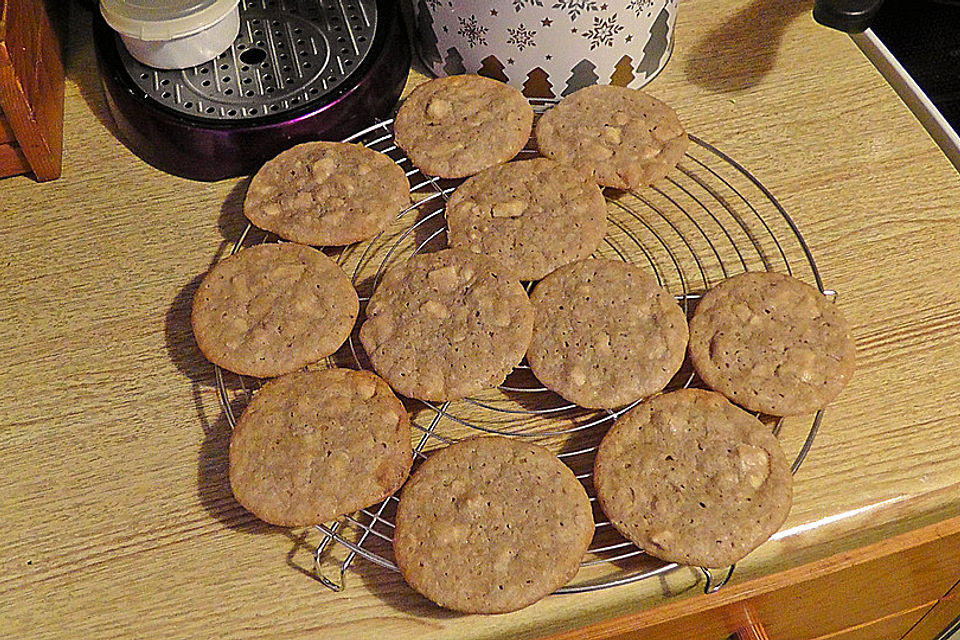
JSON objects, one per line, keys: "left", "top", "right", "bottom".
{"left": 903, "top": 578, "right": 960, "bottom": 640}
{"left": 1, "top": 1, "right": 960, "bottom": 639}
{"left": 0, "top": 0, "right": 64, "bottom": 180}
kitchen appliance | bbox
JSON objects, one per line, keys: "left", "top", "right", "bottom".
{"left": 410, "top": 0, "right": 678, "bottom": 97}
{"left": 823, "top": 0, "right": 960, "bottom": 170}
{"left": 99, "top": 0, "right": 241, "bottom": 69}
{"left": 94, "top": 0, "right": 410, "bottom": 181}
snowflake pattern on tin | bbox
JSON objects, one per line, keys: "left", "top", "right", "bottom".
{"left": 626, "top": 0, "right": 654, "bottom": 16}
{"left": 582, "top": 13, "right": 624, "bottom": 49}
{"left": 507, "top": 23, "right": 538, "bottom": 51}
{"left": 552, "top": 0, "right": 600, "bottom": 20}
{"left": 513, "top": 0, "right": 545, "bottom": 12}
{"left": 457, "top": 15, "right": 489, "bottom": 47}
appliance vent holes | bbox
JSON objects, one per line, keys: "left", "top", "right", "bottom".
{"left": 240, "top": 48, "right": 267, "bottom": 65}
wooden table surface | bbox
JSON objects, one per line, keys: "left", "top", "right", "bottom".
{"left": 3, "top": 2, "right": 960, "bottom": 638}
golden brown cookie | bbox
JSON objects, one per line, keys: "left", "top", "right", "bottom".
{"left": 244, "top": 141, "right": 410, "bottom": 246}
{"left": 229, "top": 368, "right": 412, "bottom": 527}
{"left": 394, "top": 436, "right": 593, "bottom": 613}
{"left": 359, "top": 248, "right": 533, "bottom": 401}
{"left": 594, "top": 389, "right": 793, "bottom": 568}
{"left": 527, "top": 259, "right": 688, "bottom": 409}
{"left": 445, "top": 158, "right": 607, "bottom": 280}
{"left": 535, "top": 84, "right": 688, "bottom": 189}
{"left": 191, "top": 243, "right": 358, "bottom": 378}
{"left": 394, "top": 75, "right": 534, "bottom": 178}
{"left": 688, "top": 271, "right": 856, "bottom": 416}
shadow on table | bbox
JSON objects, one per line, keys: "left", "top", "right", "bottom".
{"left": 683, "top": 0, "right": 814, "bottom": 93}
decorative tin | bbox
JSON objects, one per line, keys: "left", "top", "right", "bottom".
{"left": 410, "top": 0, "right": 677, "bottom": 97}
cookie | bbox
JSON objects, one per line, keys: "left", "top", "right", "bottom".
{"left": 244, "top": 141, "right": 410, "bottom": 246}
{"left": 359, "top": 248, "right": 533, "bottom": 401}
{"left": 527, "top": 259, "right": 688, "bottom": 409}
{"left": 445, "top": 158, "right": 607, "bottom": 280}
{"left": 229, "top": 368, "right": 412, "bottom": 527}
{"left": 191, "top": 243, "right": 358, "bottom": 378}
{"left": 688, "top": 271, "right": 856, "bottom": 416}
{"left": 535, "top": 84, "right": 689, "bottom": 189}
{"left": 594, "top": 389, "right": 793, "bottom": 568}
{"left": 394, "top": 436, "right": 593, "bottom": 613}
{"left": 394, "top": 75, "right": 534, "bottom": 178}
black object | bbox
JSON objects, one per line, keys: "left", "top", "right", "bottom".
{"left": 93, "top": 0, "right": 411, "bottom": 181}
{"left": 813, "top": 0, "right": 886, "bottom": 32}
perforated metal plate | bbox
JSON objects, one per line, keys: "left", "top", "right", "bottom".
{"left": 118, "top": 0, "right": 377, "bottom": 121}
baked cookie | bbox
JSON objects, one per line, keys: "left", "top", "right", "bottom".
{"left": 594, "top": 389, "right": 793, "bottom": 568}
{"left": 244, "top": 141, "right": 410, "bottom": 246}
{"left": 527, "top": 259, "right": 688, "bottom": 409}
{"left": 535, "top": 84, "right": 689, "bottom": 189}
{"left": 192, "top": 243, "right": 358, "bottom": 378}
{"left": 394, "top": 75, "right": 534, "bottom": 178}
{"left": 394, "top": 436, "right": 593, "bottom": 613}
{"left": 688, "top": 271, "right": 855, "bottom": 416}
{"left": 359, "top": 248, "right": 533, "bottom": 401}
{"left": 445, "top": 158, "right": 607, "bottom": 280}
{"left": 229, "top": 368, "right": 412, "bottom": 527}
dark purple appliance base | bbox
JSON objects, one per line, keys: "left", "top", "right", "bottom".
{"left": 94, "top": 3, "right": 410, "bottom": 181}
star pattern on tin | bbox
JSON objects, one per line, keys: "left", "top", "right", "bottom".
{"left": 457, "top": 15, "right": 489, "bottom": 47}
{"left": 582, "top": 13, "right": 623, "bottom": 49}
{"left": 541, "top": 17, "right": 553, "bottom": 26}
{"left": 507, "top": 23, "right": 538, "bottom": 51}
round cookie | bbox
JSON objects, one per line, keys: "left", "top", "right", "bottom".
{"left": 688, "top": 271, "right": 856, "bottom": 416}
{"left": 594, "top": 389, "right": 793, "bottom": 568}
{"left": 394, "top": 436, "right": 593, "bottom": 613}
{"left": 359, "top": 248, "right": 534, "bottom": 401}
{"left": 191, "top": 243, "right": 358, "bottom": 378}
{"left": 527, "top": 259, "right": 688, "bottom": 409}
{"left": 535, "top": 84, "right": 689, "bottom": 190}
{"left": 229, "top": 368, "right": 412, "bottom": 527}
{"left": 445, "top": 158, "right": 607, "bottom": 280}
{"left": 394, "top": 75, "right": 534, "bottom": 178}
{"left": 244, "top": 141, "right": 410, "bottom": 246}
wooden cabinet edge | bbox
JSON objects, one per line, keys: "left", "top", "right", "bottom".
{"left": 539, "top": 515, "right": 960, "bottom": 640}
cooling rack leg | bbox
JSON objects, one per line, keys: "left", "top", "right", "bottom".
{"left": 314, "top": 520, "right": 347, "bottom": 592}
{"left": 702, "top": 564, "right": 736, "bottom": 594}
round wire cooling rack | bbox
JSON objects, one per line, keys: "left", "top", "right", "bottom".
{"left": 215, "top": 100, "right": 837, "bottom": 597}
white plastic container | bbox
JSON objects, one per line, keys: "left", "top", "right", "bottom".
{"left": 100, "top": 0, "right": 241, "bottom": 70}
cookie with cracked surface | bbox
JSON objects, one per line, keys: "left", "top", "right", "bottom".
{"left": 229, "top": 368, "right": 412, "bottom": 527}
{"left": 394, "top": 436, "right": 593, "bottom": 613}
{"left": 244, "top": 141, "right": 410, "bottom": 246}
{"left": 527, "top": 259, "right": 688, "bottom": 409}
{"left": 394, "top": 75, "right": 534, "bottom": 178}
{"left": 445, "top": 158, "right": 607, "bottom": 280}
{"left": 688, "top": 271, "right": 855, "bottom": 416}
{"left": 191, "top": 243, "right": 358, "bottom": 378}
{"left": 535, "top": 84, "right": 689, "bottom": 189}
{"left": 359, "top": 248, "right": 533, "bottom": 401}
{"left": 594, "top": 389, "right": 793, "bottom": 568}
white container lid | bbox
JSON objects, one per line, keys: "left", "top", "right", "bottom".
{"left": 100, "top": 0, "right": 240, "bottom": 41}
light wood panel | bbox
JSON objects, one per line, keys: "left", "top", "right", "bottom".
{"left": 2, "top": 1, "right": 960, "bottom": 639}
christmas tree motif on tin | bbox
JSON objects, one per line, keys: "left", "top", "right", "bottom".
{"left": 562, "top": 59, "right": 598, "bottom": 96}
{"left": 415, "top": 0, "right": 442, "bottom": 69}
{"left": 523, "top": 67, "right": 555, "bottom": 98}
{"left": 478, "top": 55, "right": 509, "bottom": 83}
{"left": 636, "top": 5, "right": 670, "bottom": 79}
{"left": 443, "top": 47, "right": 467, "bottom": 76}
{"left": 610, "top": 55, "right": 635, "bottom": 86}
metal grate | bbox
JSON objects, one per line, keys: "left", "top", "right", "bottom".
{"left": 118, "top": 0, "right": 377, "bottom": 121}
{"left": 215, "top": 100, "right": 833, "bottom": 596}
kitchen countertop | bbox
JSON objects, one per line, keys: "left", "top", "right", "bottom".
{"left": 3, "top": 1, "right": 960, "bottom": 638}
